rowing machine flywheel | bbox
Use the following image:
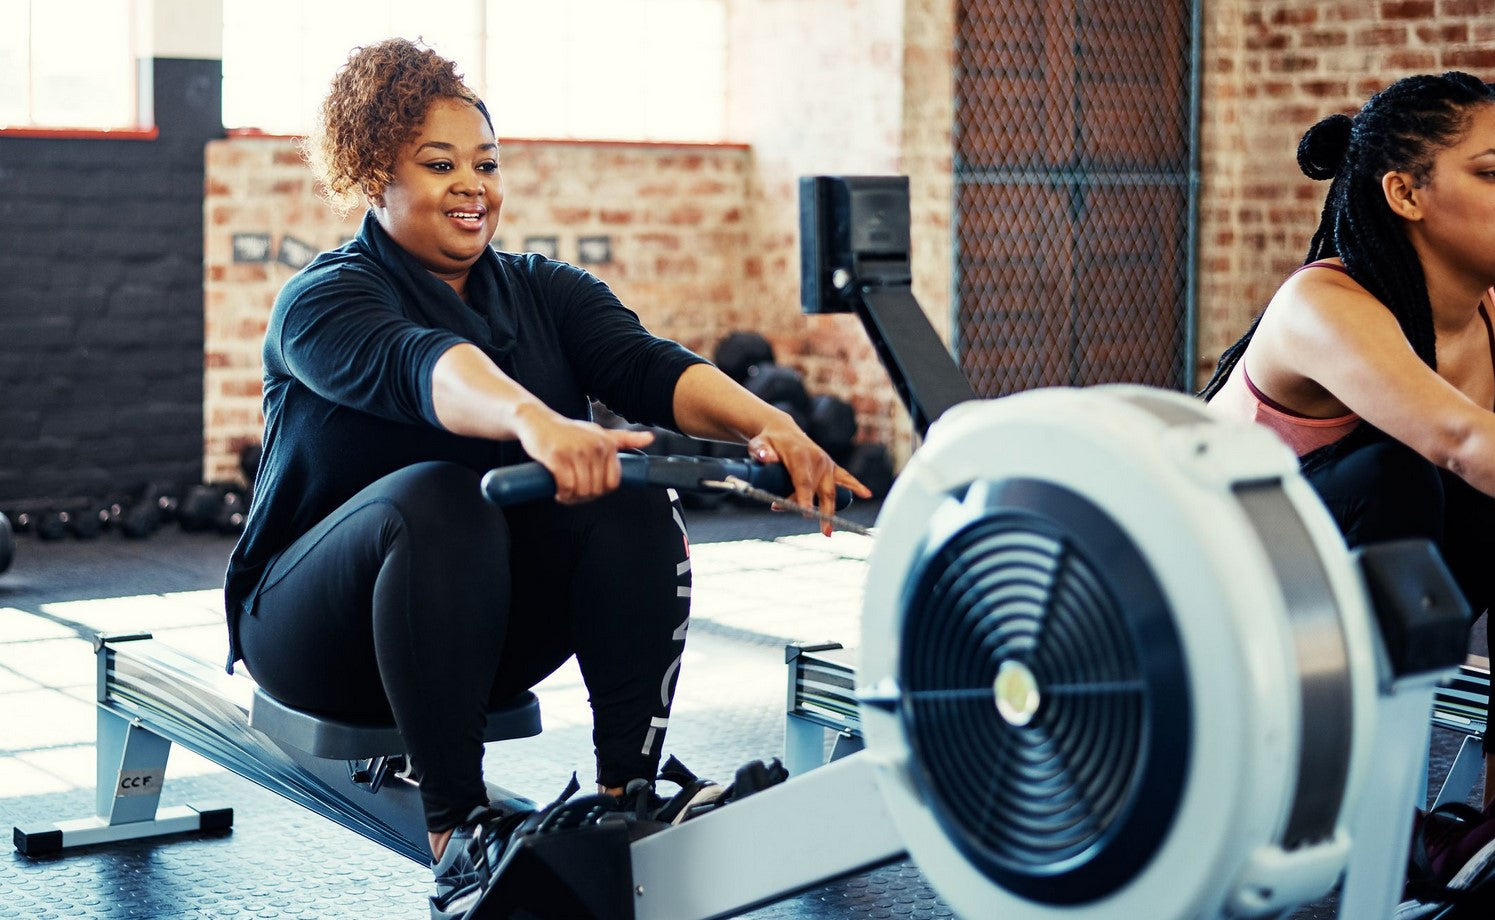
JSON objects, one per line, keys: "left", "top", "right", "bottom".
{"left": 858, "top": 386, "right": 1381, "bottom": 919}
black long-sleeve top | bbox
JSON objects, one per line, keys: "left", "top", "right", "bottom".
{"left": 223, "top": 212, "right": 706, "bottom": 669}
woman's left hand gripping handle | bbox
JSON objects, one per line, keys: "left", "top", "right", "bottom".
{"left": 746, "top": 423, "right": 872, "bottom": 536}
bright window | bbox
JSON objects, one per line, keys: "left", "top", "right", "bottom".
{"left": 0, "top": 0, "right": 149, "bottom": 130}
{"left": 222, "top": 0, "right": 727, "bottom": 142}
{"left": 486, "top": 0, "right": 727, "bottom": 142}
{"left": 221, "top": 0, "right": 483, "bottom": 138}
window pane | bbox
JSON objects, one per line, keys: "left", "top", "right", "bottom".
{"left": 1, "top": 0, "right": 140, "bottom": 129}
{"left": 222, "top": 0, "right": 726, "bottom": 140}
{"left": 0, "top": 0, "right": 30, "bottom": 125}
{"left": 485, "top": 0, "right": 725, "bottom": 141}
{"left": 388, "top": 2, "right": 483, "bottom": 93}
{"left": 486, "top": 2, "right": 570, "bottom": 138}
{"left": 30, "top": 0, "right": 137, "bottom": 128}
{"left": 223, "top": 0, "right": 487, "bottom": 135}
{"left": 642, "top": 0, "right": 725, "bottom": 141}
{"left": 222, "top": 0, "right": 305, "bottom": 134}
{"left": 567, "top": 0, "right": 648, "bottom": 139}
{"left": 298, "top": 0, "right": 384, "bottom": 130}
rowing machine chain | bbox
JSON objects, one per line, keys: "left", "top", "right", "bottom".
{"left": 700, "top": 476, "right": 875, "bottom": 536}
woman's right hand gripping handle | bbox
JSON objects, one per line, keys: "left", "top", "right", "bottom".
{"left": 511, "top": 403, "right": 656, "bottom": 504}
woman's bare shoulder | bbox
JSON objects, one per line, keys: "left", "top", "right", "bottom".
{"left": 1266, "top": 262, "right": 1398, "bottom": 344}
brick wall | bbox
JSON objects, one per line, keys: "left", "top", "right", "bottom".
{"left": 726, "top": 0, "right": 919, "bottom": 462}
{"left": 198, "top": 0, "right": 1495, "bottom": 501}
{"left": 903, "top": 0, "right": 957, "bottom": 346}
{"left": 203, "top": 139, "right": 754, "bottom": 481}
{"left": 205, "top": 0, "right": 936, "bottom": 481}
{"left": 204, "top": 138, "right": 359, "bottom": 482}
{"left": 0, "top": 59, "right": 222, "bottom": 505}
{"left": 1196, "top": 0, "right": 1495, "bottom": 384}
{"left": 4, "top": 3, "right": 1484, "bottom": 506}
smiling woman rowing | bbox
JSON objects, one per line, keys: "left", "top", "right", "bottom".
{"left": 222, "top": 37, "right": 868, "bottom": 918}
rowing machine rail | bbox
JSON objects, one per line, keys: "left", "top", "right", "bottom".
{"left": 13, "top": 633, "right": 538, "bottom": 864}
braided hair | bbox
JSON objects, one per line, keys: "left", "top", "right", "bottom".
{"left": 1199, "top": 72, "right": 1495, "bottom": 400}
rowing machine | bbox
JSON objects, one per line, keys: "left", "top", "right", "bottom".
{"left": 470, "top": 386, "right": 1470, "bottom": 920}
{"left": 13, "top": 633, "right": 540, "bottom": 864}
{"left": 465, "top": 175, "right": 1475, "bottom": 919}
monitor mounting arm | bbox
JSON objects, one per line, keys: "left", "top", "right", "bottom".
{"left": 799, "top": 175, "right": 976, "bottom": 439}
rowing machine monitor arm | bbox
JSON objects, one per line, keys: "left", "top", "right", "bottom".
{"left": 798, "top": 175, "right": 976, "bottom": 439}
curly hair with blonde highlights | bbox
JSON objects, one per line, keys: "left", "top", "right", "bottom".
{"left": 302, "top": 38, "right": 486, "bottom": 215}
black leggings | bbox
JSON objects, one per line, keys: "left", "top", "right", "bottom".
{"left": 1303, "top": 431, "right": 1495, "bottom": 751}
{"left": 235, "top": 461, "right": 692, "bottom": 832}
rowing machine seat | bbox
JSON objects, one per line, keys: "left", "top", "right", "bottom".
{"left": 249, "top": 689, "right": 542, "bottom": 760}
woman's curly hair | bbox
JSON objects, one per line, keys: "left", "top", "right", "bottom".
{"left": 302, "top": 38, "right": 487, "bottom": 215}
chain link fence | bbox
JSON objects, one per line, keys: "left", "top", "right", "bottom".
{"left": 953, "top": 0, "right": 1198, "bottom": 397}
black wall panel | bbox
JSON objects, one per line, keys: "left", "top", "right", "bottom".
{"left": 0, "top": 58, "right": 222, "bottom": 505}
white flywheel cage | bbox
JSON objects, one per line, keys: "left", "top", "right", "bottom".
{"left": 857, "top": 386, "right": 1381, "bottom": 920}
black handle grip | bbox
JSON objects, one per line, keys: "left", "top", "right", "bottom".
{"left": 480, "top": 454, "right": 651, "bottom": 506}
{"left": 480, "top": 463, "right": 556, "bottom": 506}
{"left": 481, "top": 454, "right": 852, "bottom": 509}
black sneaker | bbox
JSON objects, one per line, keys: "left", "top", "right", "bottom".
{"left": 507, "top": 772, "right": 650, "bottom": 840}
{"left": 654, "top": 755, "right": 727, "bottom": 824}
{"left": 605, "top": 778, "right": 673, "bottom": 840}
{"left": 721, "top": 756, "right": 789, "bottom": 802}
{"left": 429, "top": 805, "right": 523, "bottom": 920}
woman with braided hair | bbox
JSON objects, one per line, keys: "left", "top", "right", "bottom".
{"left": 1203, "top": 71, "right": 1495, "bottom": 808}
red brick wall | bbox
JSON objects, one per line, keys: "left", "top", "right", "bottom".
{"left": 207, "top": 2, "right": 1492, "bottom": 482}
{"left": 204, "top": 1, "right": 941, "bottom": 482}
{"left": 1196, "top": 0, "right": 1495, "bottom": 384}
{"left": 904, "top": 0, "right": 958, "bottom": 445}
{"left": 203, "top": 139, "right": 754, "bottom": 481}
{"left": 726, "top": 0, "right": 914, "bottom": 460}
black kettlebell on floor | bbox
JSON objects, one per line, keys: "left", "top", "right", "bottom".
{"left": 36, "top": 509, "right": 71, "bottom": 541}
{"left": 66, "top": 504, "right": 105, "bottom": 540}
{"left": 178, "top": 484, "right": 229, "bottom": 533}
{"left": 215, "top": 488, "right": 249, "bottom": 536}
{"left": 0, "top": 511, "right": 14, "bottom": 576}
{"left": 118, "top": 481, "right": 181, "bottom": 539}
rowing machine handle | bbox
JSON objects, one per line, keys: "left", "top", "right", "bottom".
{"left": 480, "top": 453, "right": 851, "bottom": 509}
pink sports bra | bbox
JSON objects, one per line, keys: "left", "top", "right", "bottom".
{"left": 1211, "top": 262, "right": 1495, "bottom": 456}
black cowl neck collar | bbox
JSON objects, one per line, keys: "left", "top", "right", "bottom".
{"left": 354, "top": 210, "right": 518, "bottom": 366}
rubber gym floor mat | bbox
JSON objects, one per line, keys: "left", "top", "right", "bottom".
{"left": 4, "top": 773, "right": 427, "bottom": 919}
{"left": 4, "top": 777, "right": 954, "bottom": 920}
{"left": 0, "top": 527, "right": 239, "bottom": 611}
{"left": 3, "top": 786, "right": 957, "bottom": 920}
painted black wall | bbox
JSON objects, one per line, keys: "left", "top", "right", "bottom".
{"left": 0, "top": 58, "right": 222, "bottom": 507}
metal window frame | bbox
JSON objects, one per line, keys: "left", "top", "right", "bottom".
{"left": 949, "top": 0, "right": 1203, "bottom": 394}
